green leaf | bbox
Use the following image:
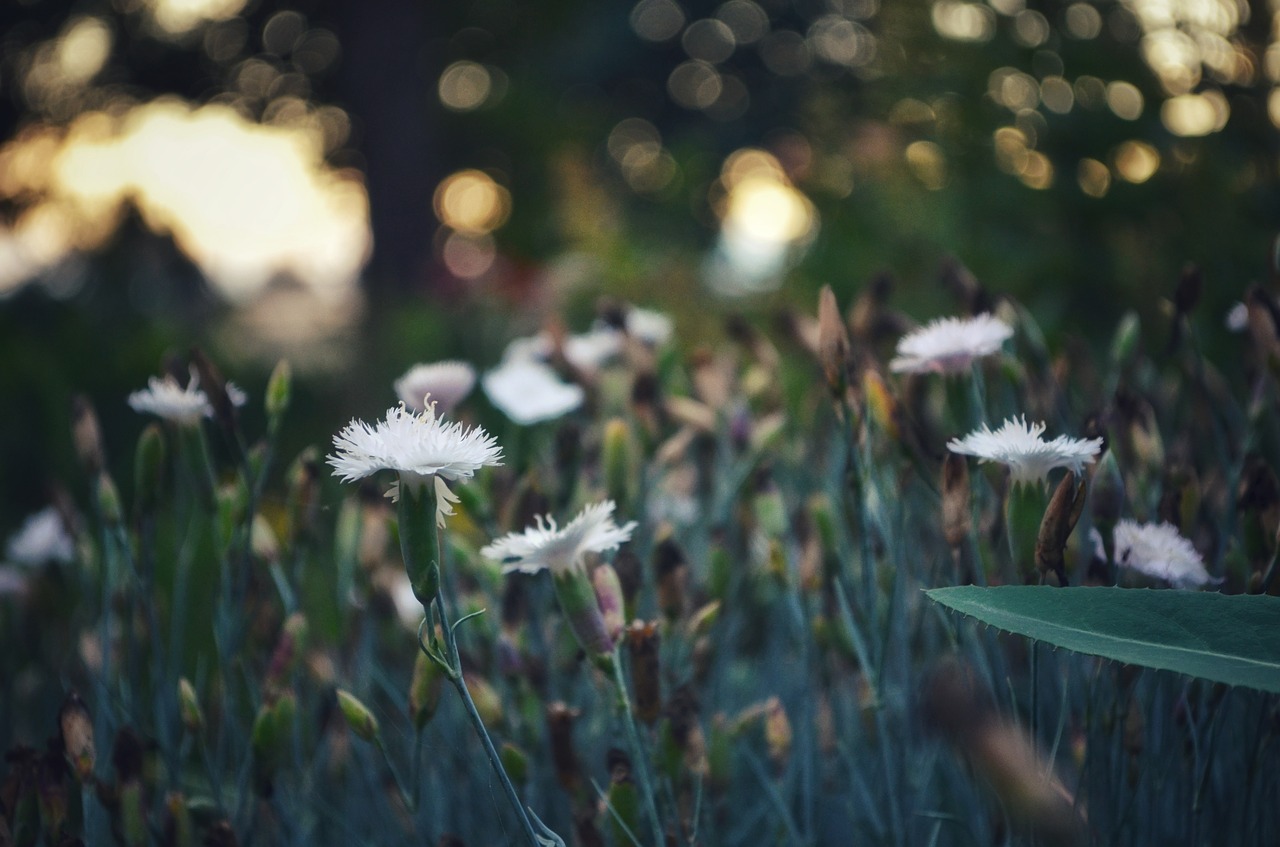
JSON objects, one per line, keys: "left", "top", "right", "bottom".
{"left": 926, "top": 586, "right": 1280, "bottom": 693}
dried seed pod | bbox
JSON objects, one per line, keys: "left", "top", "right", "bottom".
{"left": 71, "top": 394, "right": 106, "bottom": 477}
{"left": 817, "top": 285, "right": 852, "bottom": 397}
{"left": 59, "top": 691, "right": 95, "bottom": 781}
{"left": 1035, "top": 473, "right": 1086, "bottom": 585}
{"left": 546, "top": 702, "right": 582, "bottom": 792}
{"left": 941, "top": 452, "right": 971, "bottom": 550}
{"left": 626, "top": 621, "right": 662, "bottom": 724}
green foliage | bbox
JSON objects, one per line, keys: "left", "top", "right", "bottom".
{"left": 928, "top": 586, "right": 1280, "bottom": 693}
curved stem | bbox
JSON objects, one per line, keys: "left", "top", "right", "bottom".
{"left": 434, "top": 585, "right": 549, "bottom": 847}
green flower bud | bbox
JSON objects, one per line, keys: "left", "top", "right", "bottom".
{"left": 265, "top": 359, "right": 292, "bottom": 428}
{"left": 499, "top": 743, "right": 528, "bottom": 785}
{"left": 1110, "top": 310, "right": 1141, "bottom": 368}
{"left": 133, "top": 423, "right": 166, "bottom": 518}
{"left": 602, "top": 417, "right": 634, "bottom": 512}
{"left": 409, "top": 650, "right": 444, "bottom": 730}
{"left": 177, "top": 678, "right": 203, "bottom": 733}
{"left": 96, "top": 472, "right": 123, "bottom": 526}
{"left": 336, "top": 689, "right": 379, "bottom": 742}
{"left": 553, "top": 569, "right": 614, "bottom": 668}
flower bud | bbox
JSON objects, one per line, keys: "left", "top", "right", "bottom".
{"left": 336, "top": 689, "right": 379, "bottom": 742}
{"left": 592, "top": 564, "right": 626, "bottom": 644}
{"left": 265, "top": 359, "right": 292, "bottom": 428}
{"left": 96, "top": 472, "right": 123, "bottom": 527}
{"left": 409, "top": 650, "right": 444, "bottom": 730}
{"left": 1109, "top": 310, "right": 1141, "bottom": 369}
{"left": 190, "top": 347, "right": 237, "bottom": 435}
{"left": 1035, "top": 473, "right": 1086, "bottom": 585}
{"left": 286, "top": 447, "right": 320, "bottom": 542}
{"left": 602, "top": 417, "right": 634, "bottom": 512}
{"left": 546, "top": 702, "right": 582, "bottom": 792}
{"left": 71, "top": 394, "right": 106, "bottom": 477}
{"left": 500, "top": 743, "right": 529, "bottom": 785}
{"left": 552, "top": 569, "right": 614, "bottom": 668}
{"left": 664, "top": 683, "right": 708, "bottom": 777}
{"left": 764, "top": 697, "right": 792, "bottom": 770}
{"left": 164, "top": 791, "right": 195, "bottom": 847}
{"left": 264, "top": 613, "right": 307, "bottom": 700}
{"left": 861, "top": 369, "right": 899, "bottom": 440}
{"left": 817, "top": 285, "right": 851, "bottom": 397}
{"left": 251, "top": 514, "right": 281, "bottom": 564}
{"left": 59, "top": 691, "right": 95, "bottom": 781}
{"left": 653, "top": 537, "right": 688, "bottom": 621}
{"left": 133, "top": 423, "right": 166, "bottom": 518}
{"left": 178, "top": 678, "right": 203, "bottom": 733}
{"left": 463, "top": 673, "right": 504, "bottom": 726}
{"left": 605, "top": 748, "right": 640, "bottom": 847}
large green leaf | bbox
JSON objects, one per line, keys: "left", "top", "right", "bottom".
{"left": 926, "top": 586, "right": 1280, "bottom": 694}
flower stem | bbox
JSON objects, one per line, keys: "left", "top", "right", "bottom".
{"left": 610, "top": 645, "right": 665, "bottom": 847}
{"left": 432, "top": 585, "right": 549, "bottom": 847}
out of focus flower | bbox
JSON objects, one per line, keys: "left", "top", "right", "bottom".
{"left": 1225, "top": 301, "right": 1248, "bottom": 333}
{"left": 128, "top": 369, "right": 245, "bottom": 424}
{"left": 394, "top": 361, "right": 477, "bottom": 414}
{"left": 1113, "top": 519, "right": 1216, "bottom": 589}
{"left": 6, "top": 506, "right": 75, "bottom": 566}
{"left": 890, "top": 313, "right": 1013, "bottom": 375}
{"left": 625, "top": 308, "right": 673, "bottom": 346}
{"left": 128, "top": 373, "right": 213, "bottom": 424}
{"left": 482, "top": 359, "right": 584, "bottom": 425}
{"left": 948, "top": 416, "right": 1102, "bottom": 486}
{"left": 328, "top": 402, "right": 502, "bottom": 498}
{"left": 482, "top": 501, "right": 636, "bottom": 576}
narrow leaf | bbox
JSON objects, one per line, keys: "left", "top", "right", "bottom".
{"left": 926, "top": 586, "right": 1280, "bottom": 693}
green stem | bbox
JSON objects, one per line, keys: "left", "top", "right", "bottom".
{"left": 610, "top": 646, "right": 665, "bottom": 847}
{"left": 433, "top": 582, "right": 550, "bottom": 847}
{"left": 373, "top": 734, "right": 415, "bottom": 814}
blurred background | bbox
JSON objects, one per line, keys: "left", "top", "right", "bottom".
{"left": 1, "top": 0, "right": 1277, "bottom": 526}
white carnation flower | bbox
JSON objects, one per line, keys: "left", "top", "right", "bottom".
{"left": 7, "top": 507, "right": 75, "bottom": 566}
{"left": 1113, "top": 520, "right": 1217, "bottom": 589}
{"left": 481, "top": 501, "right": 637, "bottom": 577}
{"left": 394, "top": 360, "right": 477, "bottom": 414}
{"left": 890, "top": 313, "right": 1013, "bottom": 375}
{"left": 328, "top": 401, "right": 502, "bottom": 500}
{"left": 128, "top": 373, "right": 213, "bottom": 424}
{"left": 625, "top": 308, "right": 673, "bottom": 346}
{"left": 482, "top": 359, "right": 584, "bottom": 425}
{"left": 948, "top": 416, "right": 1102, "bottom": 485}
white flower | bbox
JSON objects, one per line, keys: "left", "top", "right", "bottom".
{"left": 503, "top": 329, "right": 623, "bottom": 373}
{"left": 1225, "top": 301, "right": 1248, "bottom": 333}
{"left": 625, "top": 308, "right": 673, "bottom": 346}
{"left": 948, "top": 416, "right": 1102, "bottom": 485}
{"left": 394, "top": 361, "right": 477, "bottom": 414}
{"left": 890, "top": 313, "right": 1013, "bottom": 375}
{"left": 128, "top": 373, "right": 213, "bottom": 423}
{"left": 1113, "top": 519, "right": 1216, "bottom": 589}
{"left": 6, "top": 507, "right": 75, "bottom": 566}
{"left": 328, "top": 402, "right": 502, "bottom": 494}
{"left": 482, "top": 359, "right": 584, "bottom": 425}
{"left": 481, "top": 501, "right": 637, "bottom": 576}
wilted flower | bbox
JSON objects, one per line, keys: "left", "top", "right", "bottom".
{"left": 328, "top": 401, "right": 502, "bottom": 502}
{"left": 890, "top": 313, "right": 1013, "bottom": 375}
{"left": 394, "top": 361, "right": 477, "bottom": 414}
{"left": 6, "top": 506, "right": 75, "bottom": 566}
{"left": 1113, "top": 519, "right": 1217, "bottom": 589}
{"left": 948, "top": 416, "right": 1102, "bottom": 486}
{"left": 482, "top": 359, "right": 584, "bottom": 425}
{"left": 482, "top": 501, "right": 636, "bottom": 576}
